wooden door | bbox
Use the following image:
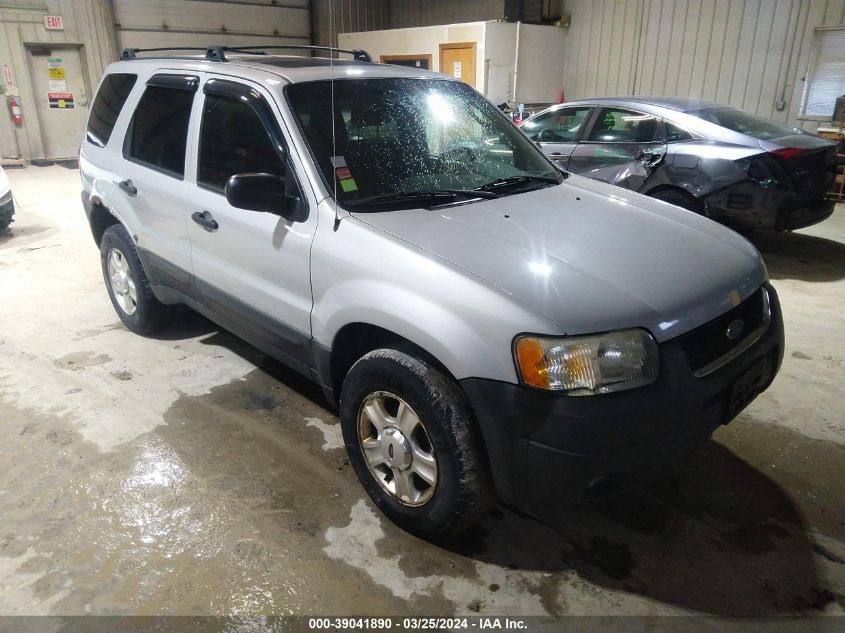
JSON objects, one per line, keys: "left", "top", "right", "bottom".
{"left": 439, "top": 42, "right": 476, "bottom": 88}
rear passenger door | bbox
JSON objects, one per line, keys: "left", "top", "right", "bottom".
{"left": 520, "top": 105, "right": 594, "bottom": 169}
{"left": 185, "top": 77, "right": 317, "bottom": 371}
{"left": 567, "top": 106, "right": 667, "bottom": 191}
{"left": 111, "top": 73, "right": 199, "bottom": 294}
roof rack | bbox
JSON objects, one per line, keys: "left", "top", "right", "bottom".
{"left": 121, "top": 45, "right": 373, "bottom": 63}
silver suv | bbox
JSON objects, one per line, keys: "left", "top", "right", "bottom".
{"left": 80, "top": 45, "right": 784, "bottom": 538}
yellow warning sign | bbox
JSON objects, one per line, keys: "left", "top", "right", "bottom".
{"left": 48, "top": 67, "right": 65, "bottom": 79}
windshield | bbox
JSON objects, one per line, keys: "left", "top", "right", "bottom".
{"left": 286, "top": 78, "right": 560, "bottom": 209}
{"left": 687, "top": 106, "right": 802, "bottom": 140}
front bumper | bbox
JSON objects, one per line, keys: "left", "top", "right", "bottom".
{"left": 460, "top": 284, "right": 784, "bottom": 515}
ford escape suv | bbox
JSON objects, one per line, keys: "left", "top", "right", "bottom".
{"left": 80, "top": 46, "right": 784, "bottom": 539}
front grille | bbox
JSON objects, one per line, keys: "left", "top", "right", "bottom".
{"left": 677, "top": 288, "right": 769, "bottom": 375}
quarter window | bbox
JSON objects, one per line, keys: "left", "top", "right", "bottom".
{"left": 86, "top": 73, "right": 137, "bottom": 147}
{"left": 198, "top": 93, "right": 284, "bottom": 191}
{"left": 588, "top": 107, "right": 660, "bottom": 143}
{"left": 522, "top": 106, "right": 593, "bottom": 143}
{"left": 124, "top": 84, "right": 194, "bottom": 177}
{"left": 665, "top": 122, "right": 694, "bottom": 142}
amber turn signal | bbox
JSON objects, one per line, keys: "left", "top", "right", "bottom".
{"left": 514, "top": 337, "right": 551, "bottom": 389}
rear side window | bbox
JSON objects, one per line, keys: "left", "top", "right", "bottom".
{"left": 86, "top": 73, "right": 137, "bottom": 147}
{"left": 198, "top": 93, "right": 283, "bottom": 191}
{"left": 588, "top": 107, "right": 660, "bottom": 143}
{"left": 124, "top": 83, "right": 195, "bottom": 177}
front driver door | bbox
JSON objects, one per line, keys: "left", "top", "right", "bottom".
{"left": 185, "top": 77, "right": 317, "bottom": 372}
{"left": 520, "top": 105, "right": 594, "bottom": 169}
{"left": 567, "top": 106, "right": 667, "bottom": 191}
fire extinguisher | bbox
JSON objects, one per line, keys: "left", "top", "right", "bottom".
{"left": 7, "top": 95, "right": 22, "bottom": 127}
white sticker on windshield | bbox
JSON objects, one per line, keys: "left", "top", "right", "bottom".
{"left": 330, "top": 156, "right": 347, "bottom": 168}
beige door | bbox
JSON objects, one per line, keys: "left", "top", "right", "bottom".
{"left": 439, "top": 43, "right": 476, "bottom": 88}
{"left": 26, "top": 46, "right": 91, "bottom": 159}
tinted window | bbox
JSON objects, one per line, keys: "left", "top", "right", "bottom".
{"left": 665, "top": 122, "right": 694, "bottom": 142}
{"left": 521, "top": 106, "right": 593, "bottom": 142}
{"left": 287, "top": 79, "right": 557, "bottom": 207}
{"left": 86, "top": 73, "right": 137, "bottom": 147}
{"left": 687, "top": 106, "right": 800, "bottom": 140}
{"left": 588, "top": 107, "right": 660, "bottom": 142}
{"left": 198, "top": 94, "right": 283, "bottom": 191}
{"left": 125, "top": 86, "right": 194, "bottom": 177}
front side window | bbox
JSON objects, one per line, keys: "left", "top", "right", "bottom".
{"left": 86, "top": 73, "right": 137, "bottom": 147}
{"left": 587, "top": 107, "right": 660, "bottom": 143}
{"left": 198, "top": 93, "right": 284, "bottom": 191}
{"left": 522, "top": 106, "right": 593, "bottom": 143}
{"left": 287, "top": 78, "right": 558, "bottom": 209}
{"left": 124, "top": 84, "right": 194, "bottom": 177}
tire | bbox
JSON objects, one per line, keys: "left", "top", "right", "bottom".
{"left": 100, "top": 224, "right": 175, "bottom": 335}
{"left": 0, "top": 218, "right": 10, "bottom": 232}
{"left": 650, "top": 188, "right": 703, "bottom": 214}
{"left": 339, "top": 348, "right": 492, "bottom": 539}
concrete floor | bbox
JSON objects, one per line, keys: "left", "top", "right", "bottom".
{"left": 0, "top": 164, "right": 843, "bottom": 619}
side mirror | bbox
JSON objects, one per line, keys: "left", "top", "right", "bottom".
{"left": 224, "top": 172, "right": 307, "bottom": 222}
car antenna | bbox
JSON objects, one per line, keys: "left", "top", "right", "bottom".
{"left": 330, "top": 0, "right": 340, "bottom": 232}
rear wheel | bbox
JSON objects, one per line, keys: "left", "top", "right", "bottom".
{"left": 339, "top": 348, "right": 491, "bottom": 539}
{"left": 0, "top": 219, "right": 10, "bottom": 232}
{"left": 650, "top": 188, "right": 703, "bottom": 214}
{"left": 100, "top": 224, "right": 174, "bottom": 334}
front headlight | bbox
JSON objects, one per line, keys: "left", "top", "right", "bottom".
{"left": 514, "top": 329, "right": 659, "bottom": 395}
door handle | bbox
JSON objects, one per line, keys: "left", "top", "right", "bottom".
{"left": 549, "top": 152, "right": 567, "bottom": 161}
{"left": 118, "top": 179, "right": 137, "bottom": 196}
{"left": 191, "top": 210, "right": 219, "bottom": 232}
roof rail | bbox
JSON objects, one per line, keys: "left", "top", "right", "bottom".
{"left": 121, "top": 47, "right": 207, "bottom": 60}
{"left": 121, "top": 45, "right": 373, "bottom": 63}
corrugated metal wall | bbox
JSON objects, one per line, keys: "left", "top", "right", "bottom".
{"left": 312, "top": 0, "right": 391, "bottom": 46}
{"left": 388, "top": 0, "right": 505, "bottom": 29}
{"left": 0, "top": 0, "right": 117, "bottom": 159}
{"left": 561, "top": 0, "right": 845, "bottom": 130}
{"left": 113, "top": 0, "right": 310, "bottom": 50}
{"left": 312, "top": 0, "right": 505, "bottom": 46}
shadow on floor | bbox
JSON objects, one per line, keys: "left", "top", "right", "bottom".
{"left": 751, "top": 230, "right": 845, "bottom": 282}
{"left": 442, "top": 439, "right": 836, "bottom": 616}
{"left": 159, "top": 306, "right": 328, "bottom": 409}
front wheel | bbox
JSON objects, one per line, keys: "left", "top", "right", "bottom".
{"left": 339, "top": 349, "right": 492, "bottom": 539}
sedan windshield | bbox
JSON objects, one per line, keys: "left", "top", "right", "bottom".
{"left": 687, "top": 106, "right": 802, "bottom": 141}
{"left": 286, "top": 78, "right": 560, "bottom": 209}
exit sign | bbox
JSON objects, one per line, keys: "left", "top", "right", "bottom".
{"left": 44, "top": 15, "right": 64, "bottom": 30}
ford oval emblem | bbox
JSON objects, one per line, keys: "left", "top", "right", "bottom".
{"left": 726, "top": 318, "right": 745, "bottom": 341}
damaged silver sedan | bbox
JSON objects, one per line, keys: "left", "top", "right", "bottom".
{"left": 521, "top": 97, "right": 837, "bottom": 231}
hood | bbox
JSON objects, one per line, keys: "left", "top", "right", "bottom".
{"left": 352, "top": 175, "right": 767, "bottom": 342}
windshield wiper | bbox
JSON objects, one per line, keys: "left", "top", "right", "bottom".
{"left": 473, "top": 174, "right": 564, "bottom": 194}
{"left": 345, "top": 189, "right": 499, "bottom": 209}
